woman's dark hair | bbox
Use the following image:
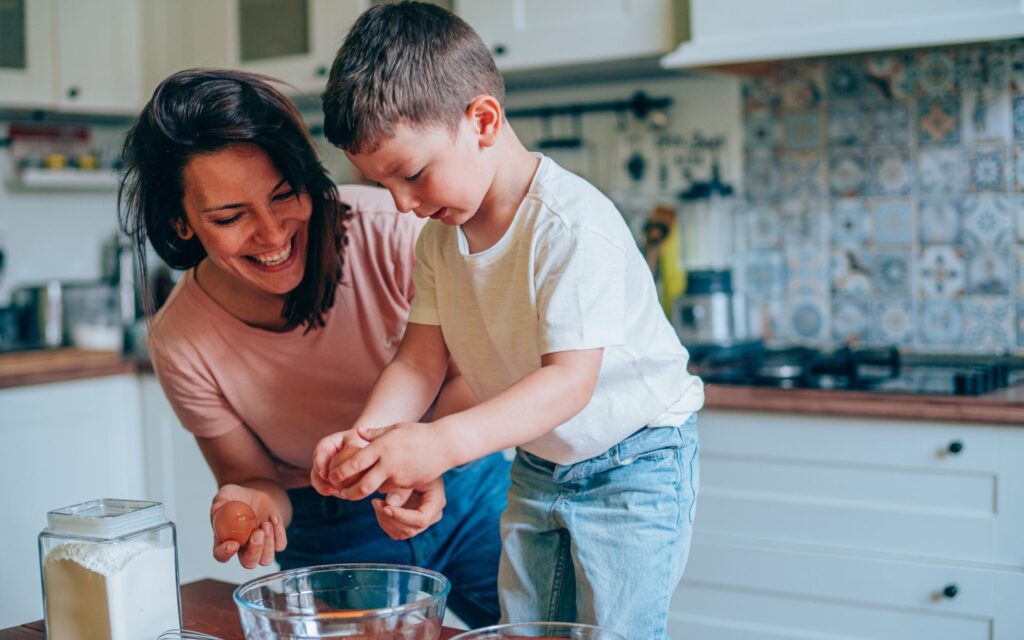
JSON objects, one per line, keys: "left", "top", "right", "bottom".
{"left": 119, "top": 68, "right": 349, "bottom": 331}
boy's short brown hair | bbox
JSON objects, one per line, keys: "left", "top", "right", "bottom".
{"left": 322, "top": 1, "right": 505, "bottom": 154}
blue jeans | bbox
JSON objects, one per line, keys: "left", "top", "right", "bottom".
{"left": 498, "top": 415, "right": 699, "bottom": 640}
{"left": 279, "top": 452, "right": 511, "bottom": 629}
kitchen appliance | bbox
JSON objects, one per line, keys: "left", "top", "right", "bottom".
{"left": 690, "top": 342, "right": 1023, "bottom": 396}
{"left": 11, "top": 280, "right": 121, "bottom": 350}
{"left": 12, "top": 281, "right": 63, "bottom": 347}
{"left": 674, "top": 269, "right": 748, "bottom": 347}
{"left": 234, "top": 564, "right": 449, "bottom": 639}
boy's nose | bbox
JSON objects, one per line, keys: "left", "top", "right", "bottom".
{"left": 392, "top": 191, "right": 420, "bottom": 213}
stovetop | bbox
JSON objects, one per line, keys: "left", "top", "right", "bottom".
{"left": 688, "top": 342, "right": 1024, "bottom": 397}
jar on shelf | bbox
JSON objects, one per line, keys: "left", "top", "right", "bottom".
{"left": 38, "top": 499, "right": 182, "bottom": 640}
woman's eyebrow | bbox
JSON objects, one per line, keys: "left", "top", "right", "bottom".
{"left": 201, "top": 179, "right": 289, "bottom": 213}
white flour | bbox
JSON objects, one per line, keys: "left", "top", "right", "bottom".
{"left": 43, "top": 539, "right": 179, "bottom": 640}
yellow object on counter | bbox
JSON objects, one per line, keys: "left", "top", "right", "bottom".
{"left": 656, "top": 221, "right": 686, "bottom": 317}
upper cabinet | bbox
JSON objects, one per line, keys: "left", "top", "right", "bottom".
{"left": 147, "top": 0, "right": 365, "bottom": 98}
{"left": 457, "top": 0, "right": 688, "bottom": 72}
{"left": 663, "top": 0, "right": 1024, "bottom": 68}
{"left": 0, "top": 0, "right": 144, "bottom": 112}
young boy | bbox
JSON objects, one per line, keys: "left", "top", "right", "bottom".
{"left": 312, "top": 3, "right": 704, "bottom": 637}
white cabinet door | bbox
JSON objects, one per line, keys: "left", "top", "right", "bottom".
{"left": 139, "top": 375, "right": 279, "bottom": 585}
{"left": 671, "top": 538, "right": 1024, "bottom": 639}
{"left": 458, "top": 0, "right": 682, "bottom": 72}
{"left": 664, "top": 0, "right": 1024, "bottom": 68}
{"left": 53, "top": 0, "right": 144, "bottom": 112}
{"left": 0, "top": 0, "right": 55, "bottom": 108}
{"left": 0, "top": 375, "right": 146, "bottom": 628}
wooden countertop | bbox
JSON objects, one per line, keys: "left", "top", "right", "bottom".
{"left": 0, "top": 578, "right": 464, "bottom": 639}
{"left": 704, "top": 383, "right": 1024, "bottom": 425}
{"left": 1, "top": 348, "right": 1021, "bottom": 426}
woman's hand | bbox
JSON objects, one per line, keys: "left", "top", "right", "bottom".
{"left": 210, "top": 483, "right": 288, "bottom": 568}
{"left": 310, "top": 429, "right": 370, "bottom": 497}
{"left": 372, "top": 477, "right": 446, "bottom": 540}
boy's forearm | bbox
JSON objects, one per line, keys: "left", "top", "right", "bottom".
{"left": 436, "top": 350, "right": 601, "bottom": 467}
{"left": 355, "top": 358, "right": 448, "bottom": 430}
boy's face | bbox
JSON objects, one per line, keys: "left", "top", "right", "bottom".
{"left": 345, "top": 118, "right": 493, "bottom": 227}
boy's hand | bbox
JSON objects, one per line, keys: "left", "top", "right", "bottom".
{"left": 372, "top": 477, "right": 446, "bottom": 540}
{"left": 310, "top": 429, "right": 369, "bottom": 497}
{"left": 210, "top": 484, "right": 287, "bottom": 569}
{"left": 336, "top": 422, "right": 454, "bottom": 501}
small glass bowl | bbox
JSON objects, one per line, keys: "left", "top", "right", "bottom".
{"left": 451, "top": 622, "right": 627, "bottom": 640}
{"left": 234, "top": 563, "right": 449, "bottom": 639}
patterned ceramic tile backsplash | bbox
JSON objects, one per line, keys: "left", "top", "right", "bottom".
{"left": 740, "top": 40, "right": 1024, "bottom": 353}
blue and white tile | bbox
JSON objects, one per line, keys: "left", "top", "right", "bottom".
{"left": 917, "top": 245, "right": 967, "bottom": 299}
{"left": 918, "top": 197, "right": 961, "bottom": 245}
{"left": 780, "top": 198, "right": 826, "bottom": 245}
{"left": 786, "top": 296, "right": 829, "bottom": 344}
{"left": 831, "top": 198, "right": 872, "bottom": 248}
{"left": 871, "top": 299, "right": 914, "bottom": 347}
{"left": 965, "top": 144, "right": 1008, "bottom": 192}
{"left": 917, "top": 97, "right": 961, "bottom": 145}
{"left": 786, "top": 245, "right": 828, "bottom": 296}
{"left": 962, "top": 90, "right": 1012, "bottom": 143}
{"left": 915, "top": 50, "right": 959, "bottom": 96}
{"left": 872, "top": 249, "right": 912, "bottom": 295}
{"left": 1019, "top": 300, "right": 1024, "bottom": 349}
{"left": 1010, "top": 41, "right": 1024, "bottom": 95}
{"left": 826, "top": 58, "right": 867, "bottom": 100}
{"left": 779, "top": 62, "right": 824, "bottom": 110}
{"left": 827, "top": 104, "right": 868, "bottom": 146}
{"left": 1013, "top": 145, "right": 1024, "bottom": 192}
{"left": 745, "top": 148, "right": 781, "bottom": 200}
{"left": 868, "top": 148, "right": 912, "bottom": 196}
{"left": 780, "top": 152, "right": 825, "bottom": 198}
{"left": 1018, "top": 245, "right": 1024, "bottom": 296}
{"left": 745, "top": 109, "right": 781, "bottom": 149}
{"left": 869, "top": 102, "right": 911, "bottom": 147}
{"left": 918, "top": 301, "right": 965, "bottom": 348}
{"left": 1018, "top": 196, "right": 1024, "bottom": 240}
{"left": 783, "top": 110, "right": 822, "bottom": 150}
{"left": 743, "top": 295, "right": 785, "bottom": 344}
{"left": 742, "top": 204, "right": 782, "bottom": 249}
{"left": 916, "top": 146, "right": 965, "bottom": 194}
{"left": 865, "top": 53, "right": 913, "bottom": 99}
{"left": 964, "top": 246, "right": 1013, "bottom": 295}
{"left": 832, "top": 297, "right": 871, "bottom": 343}
{"left": 829, "top": 148, "right": 868, "bottom": 197}
{"left": 831, "top": 248, "right": 873, "bottom": 295}
{"left": 963, "top": 297, "right": 1015, "bottom": 351}
{"left": 872, "top": 198, "right": 913, "bottom": 245}
{"left": 744, "top": 250, "right": 786, "bottom": 295}
{"left": 961, "top": 194, "right": 1014, "bottom": 249}
{"left": 957, "top": 45, "right": 1009, "bottom": 94}
{"left": 1013, "top": 97, "right": 1024, "bottom": 139}
{"left": 743, "top": 76, "right": 780, "bottom": 113}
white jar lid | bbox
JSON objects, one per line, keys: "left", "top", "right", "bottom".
{"left": 44, "top": 499, "right": 167, "bottom": 540}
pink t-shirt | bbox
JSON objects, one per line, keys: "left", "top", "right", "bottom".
{"left": 148, "top": 185, "right": 423, "bottom": 488}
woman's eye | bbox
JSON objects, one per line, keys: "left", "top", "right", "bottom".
{"left": 212, "top": 213, "right": 242, "bottom": 226}
{"left": 273, "top": 190, "right": 297, "bottom": 201}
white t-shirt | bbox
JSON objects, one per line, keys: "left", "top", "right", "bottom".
{"left": 409, "top": 155, "right": 704, "bottom": 465}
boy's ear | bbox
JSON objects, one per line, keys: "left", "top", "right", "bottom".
{"left": 466, "top": 95, "right": 502, "bottom": 147}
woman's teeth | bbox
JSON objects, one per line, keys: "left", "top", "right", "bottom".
{"left": 247, "top": 240, "right": 292, "bottom": 266}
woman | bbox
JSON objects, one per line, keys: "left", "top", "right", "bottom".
{"left": 118, "top": 68, "right": 509, "bottom": 627}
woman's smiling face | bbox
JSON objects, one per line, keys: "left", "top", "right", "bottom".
{"left": 180, "top": 143, "right": 312, "bottom": 296}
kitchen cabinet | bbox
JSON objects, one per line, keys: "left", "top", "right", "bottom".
{"left": 457, "top": 0, "right": 688, "bottom": 73}
{"left": 669, "top": 409, "right": 1024, "bottom": 638}
{"left": 0, "top": 375, "right": 146, "bottom": 628}
{"left": 147, "top": 0, "right": 365, "bottom": 97}
{"left": 0, "top": 0, "right": 54, "bottom": 107}
{"left": 0, "top": 0, "right": 146, "bottom": 112}
{"left": 663, "top": 0, "right": 1024, "bottom": 68}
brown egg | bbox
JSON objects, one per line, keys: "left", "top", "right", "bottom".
{"left": 213, "top": 500, "right": 258, "bottom": 545}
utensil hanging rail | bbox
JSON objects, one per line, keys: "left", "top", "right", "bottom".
{"left": 505, "top": 91, "right": 672, "bottom": 120}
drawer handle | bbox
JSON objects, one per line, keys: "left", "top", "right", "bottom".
{"left": 947, "top": 440, "right": 964, "bottom": 455}
{"left": 942, "top": 583, "right": 959, "bottom": 599}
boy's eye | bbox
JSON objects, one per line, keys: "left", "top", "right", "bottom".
{"left": 212, "top": 213, "right": 243, "bottom": 226}
{"left": 404, "top": 169, "right": 423, "bottom": 183}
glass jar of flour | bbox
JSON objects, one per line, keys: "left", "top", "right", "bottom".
{"left": 38, "top": 499, "right": 182, "bottom": 640}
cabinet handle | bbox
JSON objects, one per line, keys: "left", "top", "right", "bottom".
{"left": 66, "top": 86, "right": 80, "bottom": 99}
{"left": 493, "top": 43, "right": 507, "bottom": 56}
{"left": 947, "top": 440, "right": 964, "bottom": 455}
{"left": 942, "top": 583, "right": 958, "bottom": 599}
